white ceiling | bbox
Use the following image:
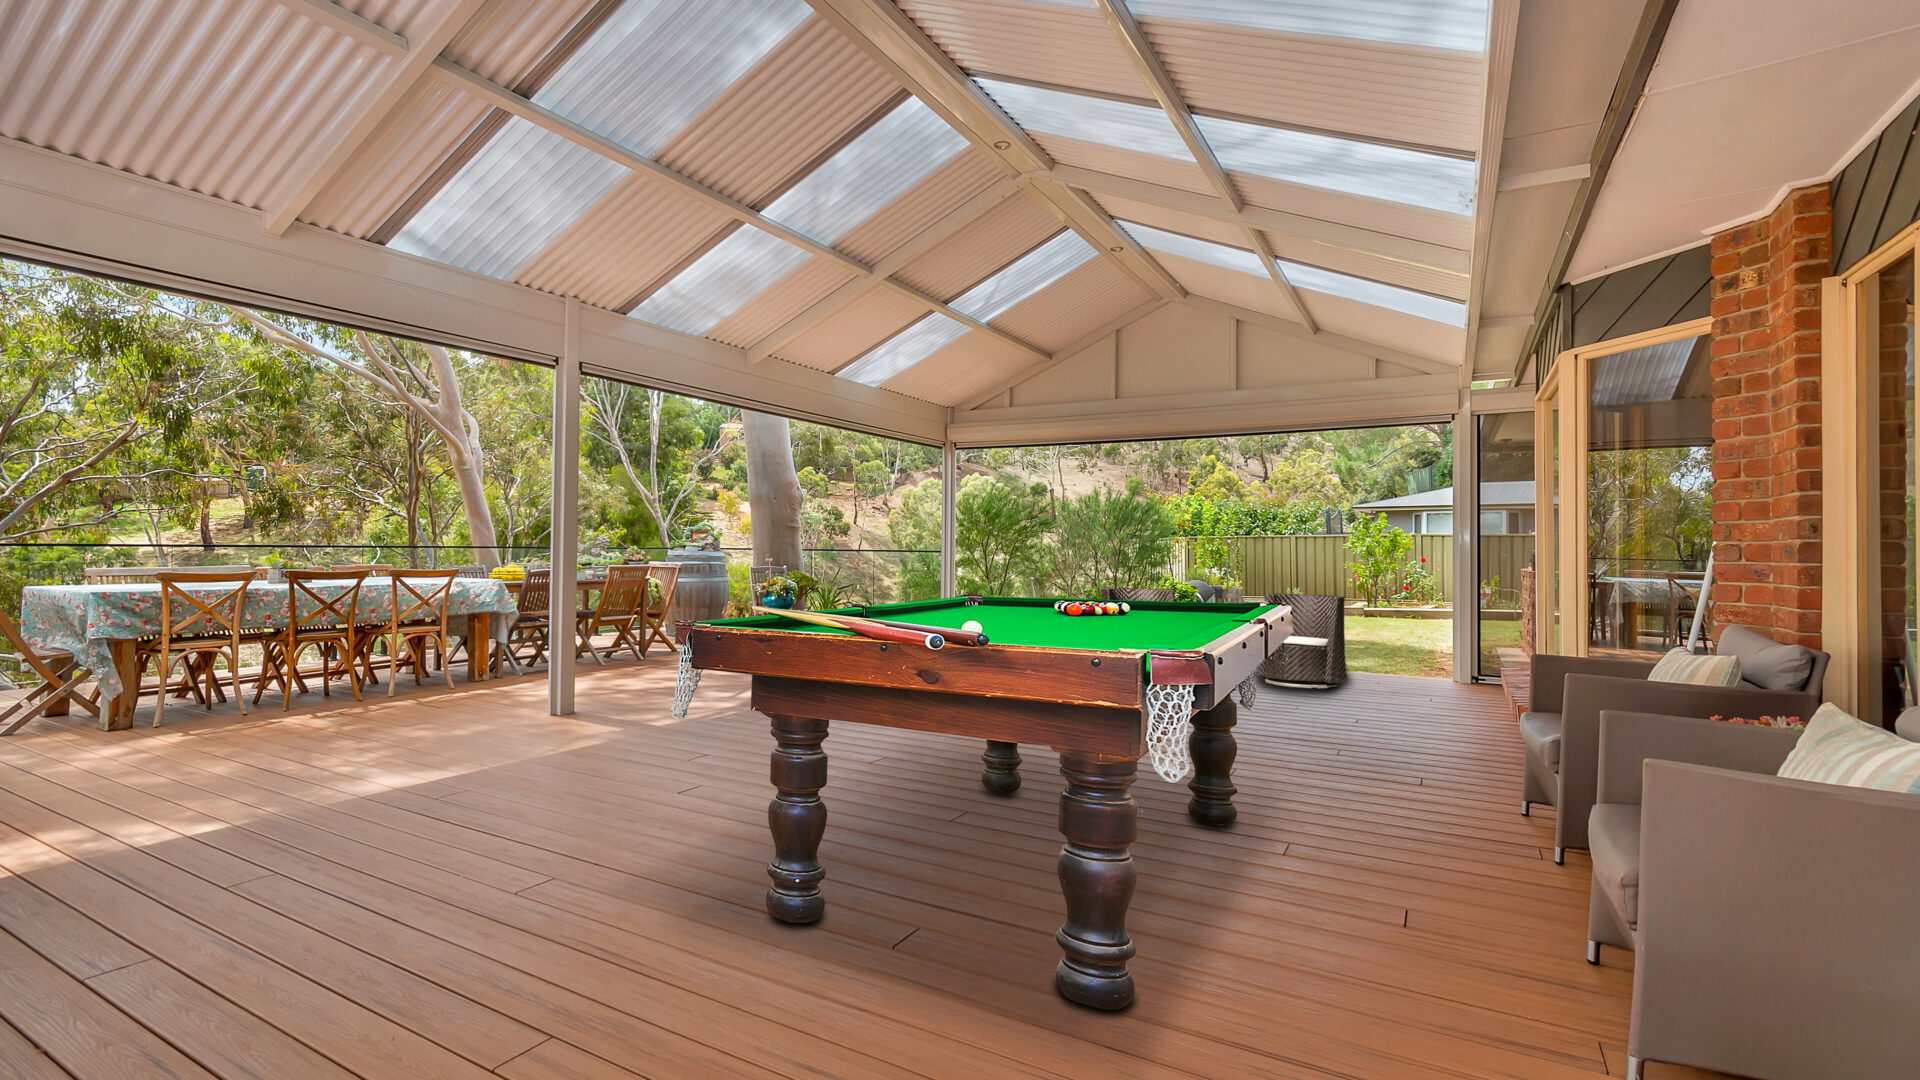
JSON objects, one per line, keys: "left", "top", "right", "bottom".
{"left": 1569, "top": 0, "right": 1920, "bottom": 282}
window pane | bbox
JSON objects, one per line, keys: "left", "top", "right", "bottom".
{"left": 1477, "top": 414, "right": 1533, "bottom": 677}
{"left": 1871, "top": 253, "right": 1916, "bottom": 706}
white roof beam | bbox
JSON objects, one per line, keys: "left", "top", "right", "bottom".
{"left": 1093, "top": 0, "right": 1316, "bottom": 333}
{"left": 747, "top": 176, "right": 1024, "bottom": 363}
{"left": 424, "top": 58, "right": 1049, "bottom": 364}
{"left": 1045, "top": 165, "right": 1470, "bottom": 278}
{"left": 806, "top": 0, "right": 1185, "bottom": 303}
{"left": 261, "top": 0, "right": 491, "bottom": 238}
{"left": 1460, "top": 0, "right": 1523, "bottom": 380}
{"left": 275, "top": 0, "right": 407, "bottom": 57}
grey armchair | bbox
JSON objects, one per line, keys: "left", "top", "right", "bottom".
{"left": 1587, "top": 709, "right": 1920, "bottom": 1080}
{"left": 1520, "top": 625, "right": 1827, "bottom": 863}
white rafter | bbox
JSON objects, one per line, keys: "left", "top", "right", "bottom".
{"left": 262, "top": 0, "right": 492, "bottom": 238}
{"left": 747, "top": 176, "right": 1025, "bottom": 363}
{"left": 422, "top": 58, "right": 1050, "bottom": 364}
{"left": 806, "top": 0, "right": 1185, "bottom": 305}
{"left": 274, "top": 0, "right": 407, "bottom": 57}
{"left": 1092, "top": 0, "right": 1317, "bottom": 333}
{"left": 1460, "top": 0, "right": 1523, "bottom": 380}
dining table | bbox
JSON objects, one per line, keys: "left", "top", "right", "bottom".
{"left": 19, "top": 576, "right": 519, "bottom": 730}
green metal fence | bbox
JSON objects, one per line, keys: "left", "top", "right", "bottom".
{"left": 1179, "top": 533, "right": 1535, "bottom": 604}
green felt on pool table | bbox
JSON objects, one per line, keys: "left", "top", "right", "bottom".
{"left": 705, "top": 596, "right": 1276, "bottom": 652}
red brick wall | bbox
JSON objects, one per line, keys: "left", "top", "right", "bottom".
{"left": 1707, "top": 184, "right": 1831, "bottom": 648}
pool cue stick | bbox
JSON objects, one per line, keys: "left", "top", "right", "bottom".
{"left": 793, "top": 608, "right": 989, "bottom": 647}
{"left": 755, "top": 606, "right": 945, "bottom": 650}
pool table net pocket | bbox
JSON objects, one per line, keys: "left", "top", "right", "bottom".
{"left": 1145, "top": 681, "right": 1196, "bottom": 781}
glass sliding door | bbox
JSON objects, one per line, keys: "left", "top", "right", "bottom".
{"left": 1477, "top": 411, "right": 1533, "bottom": 676}
{"left": 1868, "top": 251, "right": 1916, "bottom": 707}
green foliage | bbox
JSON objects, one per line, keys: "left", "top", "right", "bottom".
{"left": 1164, "top": 493, "right": 1330, "bottom": 537}
{"left": 799, "top": 503, "right": 849, "bottom": 548}
{"left": 1345, "top": 512, "right": 1413, "bottom": 606}
{"left": 796, "top": 466, "right": 829, "bottom": 500}
{"left": 853, "top": 459, "right": 890, "bottom": 501}
{"left": 1152, "top": 573, "right": 1201, "bottom": 601}
{"left": 1400, "top": 558, "right": 1443, "bottom": 605}
{"left": 1186, "top": 454, "right": 1244, "bottom": 501}
{"left": 1051, "top": 486, "right": 1175, "bottom": 596}
{"left": 888, "top": 478, "right": 942, "bottom": 600}
{"left": 956, "top": 475, "right": 1053, "bottom": 595}
{"left": 725, "top": 560, "right": 753, "bottom": 617}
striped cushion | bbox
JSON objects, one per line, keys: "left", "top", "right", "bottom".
{"left": 1778, "top": 703, "right": 1920, "bottom": 793}
{"left": 1646, "top": 648, "right": 1742, "bottom": 687}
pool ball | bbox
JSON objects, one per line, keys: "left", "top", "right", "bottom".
{"left": 960, "top": 619, "right": 984, "bottom": 634}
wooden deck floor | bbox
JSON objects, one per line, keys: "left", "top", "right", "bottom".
{"left": 0, "top": 664, "right": 1718, "bottom": 1079}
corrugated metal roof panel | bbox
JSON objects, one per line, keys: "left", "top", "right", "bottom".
{"left": 894, "top": 194, "right": 1061, "bottom": 299}
{"left": 514, "top": 171, "right": 734, "bottom": 307}
{"left": 652, "top": 16, "right": 899, "bottom": 205}
{"left": 897, "top": 0, "right": 1142, "bottom": 98}
{"left": 834, "top": 150, "right": 1007, "bottom": 264}
{"left": 303, "top": 79, "right": 492, "bottom": 237}
{"left": 841, "top": 313, "right": 972, "bottom": 386}
{"left": 0, "top": 0, "right": 384, "bottom": 209}
{"left": 951, "top": 230, "right": 1097, "bottom": 319}
{"left": 388, "top": 115, "right": 627, "bottom": 278}
{"left": 1152, "top": 250, "right": 1297, "bottom": 321}
{"left": 1144, "top": 16, "right": 1483, "bottom": 152}
{"left": 705, "top": 257, "right": 860, "bottom": 348}
{"left": 991, "top": 257, "right": 1155, "bottom": 352}
{"left": 1092, "top": 193, "right": 1248, "bottom": 249}
{"left": 1133, "top": 0, "right": 1489, "bottom": 54}
{"left": 978, "top": 76, "right": 1192, "bottom": 163}
{"left": 1198, "top": 114, "right": 1475, "bottom": 215}
{"left": 629, "top": 226, "right": 812, "bottom": 334}
{"left": 1233, "top": 171, "right": 1473, "bottom": 250}
{"left": 764, "top": 98, "right": 968, "bottom": 243}
{"left": 1032, "top": 132, "right": 1214, "bottom": 195}
{"left": 338, "top": 0, "right": 445, "bottom": 38}
{"left": 532, "top": 0, "right": 809, "bottom": 157}
{"left": 445, "top": 0, "right": 602, "bottom": 83}
{"left": 880, "top": 329, "right": 1028, "bottom": 405}
{"left": 773, "top": 288, "right": 929, "bottom": 371}
{"left": 1120, "top": 220, "right": 1267, "bottom": 276}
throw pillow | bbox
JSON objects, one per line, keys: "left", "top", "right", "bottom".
{"left": 1646, "top": 648, "right": 1741, "bottom": 687}
{"left": 1777, "top": 703, "right": 1920, "bottom": 793}
{"left": 1716, "top": 625, "right": 1815, "bottom": 691}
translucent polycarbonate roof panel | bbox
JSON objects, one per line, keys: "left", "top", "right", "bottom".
{"left": 629, "top": 227, "right": 812, "bottom": 335}
{"left": 975, "top": 78, "right": 1193, "bottom": 163}
{"left": 1121, "top": 221, "right": 1465, "bottom": 326}
{"left": 533, "top": 0, "right": 811, "bottom": 157}
{"left": 1281, "top": 261, "right": 1466, "bottom": 327}
{"left": 764, "top": 98, "right": 969, "bottom": 244}
{"left": 839, "top": 314, "right": 972, "bottom": 386}
{"left": 951, "top": 231, "right": 1099, "bottom": 321}
{"left": 1196, "top": 115, "right": 1476, "bottom": 216}
{"left": 1131, "top": 0, "right": 1490, "bottom": 54}
{"left": 389, "top": 118, "right": 627, "bottom": 278}
{"left": 1118, "top": 221, "right": 1267, "bottom": 277}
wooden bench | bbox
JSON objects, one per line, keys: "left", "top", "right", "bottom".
{"left": 1499, "top": 663, "right": 1530, "bottom": 719}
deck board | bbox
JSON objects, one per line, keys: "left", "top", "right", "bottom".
{"left": 0, "top": 665, "right": 1723, "bottom": 1078}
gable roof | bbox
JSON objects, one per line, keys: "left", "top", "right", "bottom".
{"left": 1353, "top": 480, "right": 1533, "bottom": 511}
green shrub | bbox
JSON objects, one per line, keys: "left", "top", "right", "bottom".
{"left": 1345, "top": 512, "right": 1412, "bottom": 606}
{"left": 1051, "top": 487, "right": 1175, "bottom": 596}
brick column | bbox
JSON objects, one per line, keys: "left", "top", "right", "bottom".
{"left": 1707, "top": 185, "right": 1831, "bottom": 648}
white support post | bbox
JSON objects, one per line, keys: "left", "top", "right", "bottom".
{"left": 1452, "top": 395, "right": 1478, "bottom": 683}
{"left": 549, "top": 301, "right": 582, "bottom": 716}
{"left": 941, "top": 441, "right": 958, "bottom": 596}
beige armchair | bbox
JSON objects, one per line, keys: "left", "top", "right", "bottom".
{"left": 1588, "top": 709, "right": 1920, "bottom": 1080}
{"left": 1520, "top": 626, "right": 1827, "bottom": 862}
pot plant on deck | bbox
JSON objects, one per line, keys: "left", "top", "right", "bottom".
{"left": 760, "top": 575, "right": 797, "bottom": 610}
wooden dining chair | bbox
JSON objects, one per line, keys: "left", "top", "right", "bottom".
{"left": 580, "top": 565, "right": 650, "bottom": 662}
{"left": 379, "top": 570, "right": 459, "bottom": 695}
{"left": 640, "top": 563, "right": 681, "bottom": 654}
{"left": 332, "top": 563, "right": 394, "bottom": 575}
{"left": 143, "top": 571, "right": 260, "bottom": 728}
{"left": 255, "top": 569, "right": 368, "bottom": 708}
{"left": 507, "top": 568, "right": 551, "bottom": 673}
{"left": 0, "top": 610, "right": 99, "bottom": 735}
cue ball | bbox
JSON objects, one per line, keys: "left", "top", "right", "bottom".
{"left": 960, "top": 619, "right": 984, "bottom": 634}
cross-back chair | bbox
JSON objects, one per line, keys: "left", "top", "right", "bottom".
{"left": 144, "top": 571, "right": 259, "bottom": 728}
{"left": 0, "top": 610, "right": 98, "bottom": 735}
{"left": 256, "top": 569, "right": 369, "bottom": 709}
{"left": 507, "top": 568, "right": 551, "bottom": 672}
{"left": 380, "top": 570, "right": 458, "bottom": 695}
{"left": 581, "top": 565, "right": 651, "bottom": 662}
{"left": 640, "top": 563, "right": 681, "bottom": 654}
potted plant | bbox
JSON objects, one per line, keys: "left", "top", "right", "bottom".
{"left": 760, "top": 575, "right": 797, "bottom": 609}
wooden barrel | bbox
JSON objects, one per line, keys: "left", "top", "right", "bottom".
{"left": 665, "top": 548, "right": 729, "bottom": 638}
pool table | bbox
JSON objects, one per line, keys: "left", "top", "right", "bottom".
{"left": 680, "top": 594, "right": 1293, "bottom": 1009}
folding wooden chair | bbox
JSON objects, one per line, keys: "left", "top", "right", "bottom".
{"left": 380, "top": 570, "right": 458, "bottom": 695}
{"left": 580, "top": 565, "right": 650, "bottom": 662}
{"left": 640, "top": 563, "right": 681, "bottom": 654}
{"left": 256, "top": 569, "right": 368, "bottom": 708}
{"left": 0, "top": 610, "right": 98, "bottom": 735}
{"left": 143, "top": 571, "right": 259, "bottom": 728}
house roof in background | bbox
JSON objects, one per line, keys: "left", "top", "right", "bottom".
{"left": 1353, "top": 480, "right": 1533, "bottom": 511}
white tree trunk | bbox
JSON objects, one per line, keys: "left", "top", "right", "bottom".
{"left": 741, "top": 410, "right": 802, "bottom": 572}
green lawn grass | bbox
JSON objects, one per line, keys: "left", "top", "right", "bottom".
{"left": 1343, "top": 613, "right": 1524, "bottom": 679}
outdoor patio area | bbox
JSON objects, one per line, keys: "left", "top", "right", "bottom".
{"left": 0, "top": 664, "right": 1714, "bottom": 1079}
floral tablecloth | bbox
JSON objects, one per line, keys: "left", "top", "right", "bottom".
{"left": 20, "top": 578, "right": 519, "bottom": 703}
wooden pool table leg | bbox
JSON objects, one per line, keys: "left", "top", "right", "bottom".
{"left": 1187, "top": 698, "right": 1238, "bottom": 826}
{"left": 766, "top": 713, "right": 828, "bottom": 924}
{"left": 981, "top": 740, "right": 1022, "bottom": 793}
{"left": 1054, "top": 751, "right": 1137, "bottom": 1010}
